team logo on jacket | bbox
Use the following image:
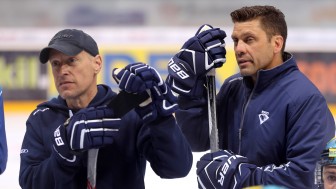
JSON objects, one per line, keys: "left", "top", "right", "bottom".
{"left": 259, "top": 110, "right": 269, "bottom": 125}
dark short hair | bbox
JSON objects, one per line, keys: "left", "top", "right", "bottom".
{"left": 230, "top": 5, "right": 287, "bottom": 51}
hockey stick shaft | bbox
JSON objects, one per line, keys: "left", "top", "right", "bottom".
{"left": 206, "top": 69, "right": 219, "bottom": 152}
{"left": 87, "top": 90, "right": 150, "bottom": 188}
{"left": 87, "top": 149, "right": 98, "bottom": 189}
{"left": 66, "top": 110, "right": 97, "bottom": 189}
{"left": 196, "top": 24, "right": 219, "bottom": 152}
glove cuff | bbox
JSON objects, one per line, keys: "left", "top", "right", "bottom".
{"left": 52, "top": 144, "right": 82, "bottom": 167}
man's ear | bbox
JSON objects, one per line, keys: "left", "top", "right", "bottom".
{"left": 94, "top": 55, "right": 102, "bottom": 74}
{"left": 273, "top": 35, "right": 284, "bottom": 54}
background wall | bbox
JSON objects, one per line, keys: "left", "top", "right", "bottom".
{"left": 1, "top": 0, "right": 336, "bottom": 28}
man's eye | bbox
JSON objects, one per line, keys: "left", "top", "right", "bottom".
{"left": 69, "top": 58, "right": 76, "bottom": 63}
{"left": 245, "top": 37, "right": 254, "bottom": 43}
{"left": 327, "top": 175, "right": 336, "bottom": 182}
{"left": 232, "top": 39, "right": 238, "bottom": 46}
{"left": 51, "top": 61, "right": 59, "bottom": 67}
{"left": 67, "top": 58, "right": 79, "bottom": 65}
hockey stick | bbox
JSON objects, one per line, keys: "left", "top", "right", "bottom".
{"left": 87, "top": 90, "right": 149, "bottom": 189}
{"left": 206, "top": 69, "right": 219, "bottom": 152}
{"left": 197, "top": 24, "right": 219, "bottom": 152}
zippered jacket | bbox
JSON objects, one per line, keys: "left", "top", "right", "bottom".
{"left": 176, "top": 53, "right": 335, "bottom": 188}
{"left": 19, "top": 84, "right": 192, "bottom": 189}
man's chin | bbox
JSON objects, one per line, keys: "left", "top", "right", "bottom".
{"left": 240, "top": 71, "right": 251, "bottom": 77}
{"left": 59, "top": 91, "right": 74, "bottom": 100}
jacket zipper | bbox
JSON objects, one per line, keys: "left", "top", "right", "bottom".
{"left": 238, "top": 75, "right": 258, "bottom": 154}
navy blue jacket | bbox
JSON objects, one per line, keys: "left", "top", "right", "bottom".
{"left": 19, "top": 84, "right": 192, "bottom": 189}
{"left": 0, "top": 87, "right": 7, "bottom": 174}
{"left": 176, "top": 53, "right": 335, "bottom": 188}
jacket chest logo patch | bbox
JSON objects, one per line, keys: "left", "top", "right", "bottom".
{"left": 259, "top": 110, "right": 269, "bottom": 125}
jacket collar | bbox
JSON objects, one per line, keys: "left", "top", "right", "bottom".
{"left": 243, "top": 52, "right": 298, "bottom": 92}
{"left": 37, "top": 84, "right": 116, "bottom": 113}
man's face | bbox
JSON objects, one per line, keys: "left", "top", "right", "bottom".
{"left": 231, "top": 19, "right": 283, "bottom": 81}
{"left": 48, "top": 50, "right": 100, "bottom": 100}
{"left": 323, "top": 165, "right": 336, "bottom": 189}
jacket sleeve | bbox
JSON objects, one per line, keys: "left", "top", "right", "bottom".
{"left": 0, "top": 88, "right": 7, "bottom": 174}
{"left": 175, "top": 96, "right": 210, "bottom": 152}
{"left": 241, "top": 94, "right": 335, "bottom": 188}
{"left": 19, "top": 117, "right": 86, "bottom": 189}
{"left": 137, "top": 115, "right": 193, "bottom": 178}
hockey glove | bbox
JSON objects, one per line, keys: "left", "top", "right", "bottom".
{"left": 166, "top": 24, "right": 226, "bottom": 97}
{"left": 52, "top": 123, "right": 82, "bottom": 167}
{"left": 66, "top": 106, "right": 121, "bottom": 151}
{"left": 197, "top": 150, "right": 254, "bottom": 189}
{"left": 113, "top": 62, "right": 178, "bottom": 123}
{"left": 52, "top": 105, "right": 122, "bottom": 166}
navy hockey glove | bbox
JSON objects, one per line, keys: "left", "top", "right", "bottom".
{"left": 52, "top": 105, "right": 122, "bottom": 166}
{"left": 113, "top": 62, "right": 178, "bottom": 123}
{"left": 66, "top": 106, "right": 121, "bottom": 151}
{"left": 166, "top": 24, "right": 226, "bottom": 97}
{"left": 52, "top": 123, "right": 82, "bottom": 166}
{"left": 112, "top": 62, "right": 160, "bottom": 93}
{"left": 197, "top": 150, "right": 253, "bottom": 189}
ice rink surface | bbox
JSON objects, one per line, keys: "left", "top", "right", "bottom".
{"left": 0, "top": 113, "right": 203, "bottom": 189}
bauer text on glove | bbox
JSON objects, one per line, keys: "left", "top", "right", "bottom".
{"left": 196, "top": 150, "right": 256, "bottom": 189}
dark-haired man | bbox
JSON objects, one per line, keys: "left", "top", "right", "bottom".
{"left": 167, "top": 5, "right": 335, "bottom": 188}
